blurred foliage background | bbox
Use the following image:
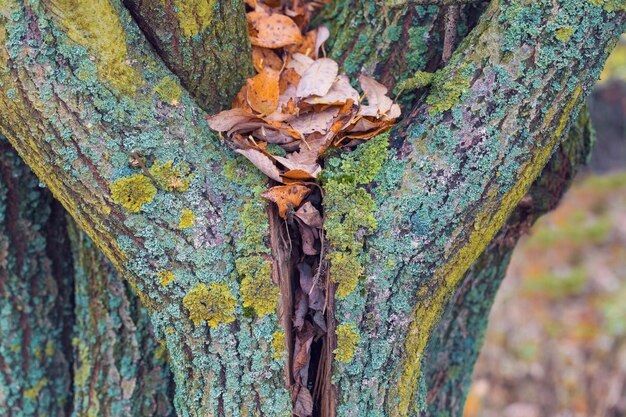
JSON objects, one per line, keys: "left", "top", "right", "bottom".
{"left": 464, "top": 35, "right": 626, "bottom": 417}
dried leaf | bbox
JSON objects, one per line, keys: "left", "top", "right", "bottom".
{"left": 294, "top": 387, "right": 313, "bottom": 417}
{"left": 205, "top": 108, "right": 258, "bottom": 132}
{"left": 287, "top": 53, "right": 314, "bottom": 76}
{"left": 262, "top": 184, "right": 311, "bottom": 218}
{"left": 293, "top": 289, "right": 308, "bottom": 330}
{"left": 298, "top": 262, "right": 314, "bottom": 293}
{"left": 281, "top": 169, "right": 317, "bottom": 181}
{"left": 287, "top": 107, "right": 339, "bottom": 135}
{"left": 304, "top": 74, "right": 359, "bottom": 105}
{"left": 295, "top": 201, "right": 323, "bottom": 228}
{"left": 358, "top": 74, "right": 394, "bottom": 117}
{"left": 314, "top": 26, "right": 330, "bottom": 58}
{"left": 247, "top": 70, "right": 280, "bottom": 115}
{"left": 235, "top": 148, "right": 283, "bottom": 183}
{"left": 252, "top": 46, "right": 283, "bottom": 74}
{"left": 296, "top": 58, "right": 338, "bottom": 98}
{"left": 298, "top": 220, "right": 318, "bottom": 255}
{"left": 248, "top": 11, "right": 303, "bottom": 49}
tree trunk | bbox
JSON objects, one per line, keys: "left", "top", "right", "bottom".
{"left": 0, "top": 136, "right": 174, "bottom": 416}
{"left": 0, "top": 0, "right": 623, "bottom": 416}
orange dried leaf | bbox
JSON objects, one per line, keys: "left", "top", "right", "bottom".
{"left": 247, "top": 70, "right": 280, "bottom": 115}
{"left": 262, "top": 184, "right": 312, "bottom": 218}
{"left": 248, "top": 11, "right": 303, "bottom": 49}
{"left": 252, "top": 46, "right": 283, "bottom": 74}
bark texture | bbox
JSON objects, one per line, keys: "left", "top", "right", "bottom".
{"left": 0, "top": 137, "right": 174, "bottom": 416}
{"left": 0, "top": 0, "right": 624, "bottom": 416}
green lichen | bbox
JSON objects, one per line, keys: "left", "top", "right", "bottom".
{"left": 148, "top": 160, "right": 191, "bottom": 192}
{"left": 271, "top": 331, "right": 286, "bottom": 360}
{"left": 426, "top": 64, "right": 475, "bottom": 115}
{"left": 178, "top": 209, "right": 195, "bottom": 229}
{"left": 157, "top": 270, "right": 175, "bottom": 286}
{"left": 334, "top": 323, "right": 360, "bottom": 362}
{"left": 586, "top": 0, "right": 626, "bottom": 12}
{"left": 328, "top": 251, "right": 364, "bottom": 298}
{"left": 182, "top": 282, "right": 237, "bottom": 327}
{"left": 154, "top": 76, "right": 182, "bottom": 105}
{"left": 238, "top": 199, "right": 271, "bottom": 255}
{"left": 236, "top": 256, "right": 278, "bottom": 317}
{"left": 322, "top": 134, "right": 389, "bottom": 298}
{"left": 555, "top": 26, "right": 575, "bottom": 42}
{"left": 110, "top": 173, "right": 157, "bottom": 213}
{"left": 395, "top": 71, "right": 434, "bottom": 94}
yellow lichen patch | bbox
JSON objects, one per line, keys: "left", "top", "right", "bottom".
{"left": 334, "top": 323, "right": 360, "bottom": 362}
{"left": 236, "top": 256, "right": 278, "bottom": 317}
{"left": 23, "top": 378, "right": 48, "bottom": 400}
{"left": 110, "top": 174, "right": 157, "bottom": 213}
{"left": 329, "top": 251, "right": 363, "bottom": 298}
{"left": 43, "top": 0, "right": 142, "bottom": 95}
{"left": 45, "top": 340, "right": 55, "bottom": 356}
{"left": 271, "top": 331, "right": 286, "bottom": 360}
{"left": 149, "top": 160, "right": 191, "bottom": 192}
{"left": 178, "top": 209, "right": 195, "bottom": 229}
{"left": 183, "top": 282, "right": 237, "bottom": 327}
{"left": 555, "top": 26, "right": 575, "bottom": 42}
{"left": 154, "top": 76, "right": 182, "bottom": 105}
{"left": 174, "top": 0, "right": 216, "bottom": 37}
{"left": 390, "top": 87, "right": 585, "bottom": 417}
{"left": 158, "top": 270, "right": 175, "bottom": 286}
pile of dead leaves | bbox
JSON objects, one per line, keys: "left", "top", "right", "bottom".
{"left": 206, "top": 1, "right": 400, "bottom": 416}
{"left": 206, "top": 0, "right": 400, "bottom": 193}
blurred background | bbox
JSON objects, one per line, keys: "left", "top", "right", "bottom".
{"left": 463, "top": 35, "right": 626, "bottom": 417}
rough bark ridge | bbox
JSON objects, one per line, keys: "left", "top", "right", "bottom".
{"left": 0, "top": 0, "right": 624, "bottom": 416}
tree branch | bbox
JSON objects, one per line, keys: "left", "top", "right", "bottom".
{"left": 0, "top": 1, "right": 289, "bottom": 414}
{"left": 123, "top": 0, "right": 253, "bottom": 112}
{"left": 322, "top": 1, "right": 625, "bottom": 415}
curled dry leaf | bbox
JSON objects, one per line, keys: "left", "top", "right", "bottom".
{"left": 295, "top": 201, "right": 323, "bottom": 228}
{"left": 357, "top": 74, "right": 395, "bottom": 117}
{"left": 262, "top": 184, "right": 312, "bottom": 218}
{"left": 248, "top": 11, "right": 303, "bottom": 49}
{"left": 252, "top": 46, "right": 283, "bottom": 74}
{"left": 235, "top": 148, "right": 283, "bottom": 183}
{"left": 296, "top": 58, "right": 339, "bottom": 98}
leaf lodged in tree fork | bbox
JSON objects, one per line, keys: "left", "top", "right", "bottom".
{"left": 206, "top": 0, "right": 401, "bottom": 219}
{"left": 205, "top": 2, "right": 400, "bottom": 416}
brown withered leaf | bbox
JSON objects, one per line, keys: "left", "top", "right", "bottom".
{"left": 247, "top": 70, "right": 280, "bottom": 115}
{"left": 304, "top": 74, "right": 359, "bottom": 105}
{"left": 248, "top": 11, "right": 303, "bottom": 49}
{"left": 294, "top": 387, "right": 313, "bottom": 417}
{"left": 296, "top": 58, "right": 338, "bottom": 98}
{"left": 205, "top": 108, "right": 259, "bottom": 132}
{"left": 295, "top": 201, "right": 323, "bottom": 229}
{"left": 262, "top": 184, "right": 311, "bottom": 218}
{"left": 314, "top": 26, "right": 330, "bottom": 58}
{"left": 298, "top": 220, "right": 318, "bottom": 255}
{"left": 287, "top": 53, "right": 314, "bottom": 76}
{"left": 252, "top": 46, "right": 283, "bottom": 74}
{"left": 235, "top": 148, "right": 283, "bottom": 183}
{"left": 287, "top": 107, "right": 338, "bottom": 135}
{"left": 298, "top": 262, "right": 314, "bottom": 293}
{"left": 358, "top": 75, "right": 395, "bottom": 117}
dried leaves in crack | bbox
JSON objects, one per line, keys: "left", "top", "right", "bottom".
{"left": 205, "top": 1, "right": 400, "bottom": 416}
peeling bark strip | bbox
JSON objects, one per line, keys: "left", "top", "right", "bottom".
{"left": 0, "top": 0, "right": 624, "bottom": 416}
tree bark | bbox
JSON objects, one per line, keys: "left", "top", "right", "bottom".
{"left": 0, "top": 0, "right": 624, "bottom": 416}
{"left": 0, "top": 136, "right": 175, "bottom": 416}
